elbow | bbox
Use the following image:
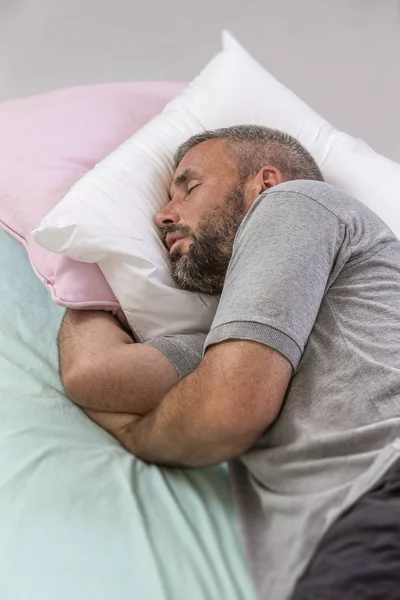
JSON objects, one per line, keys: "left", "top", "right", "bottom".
{"left": 61, "top": 368, "right": 80, "bottom": 402}
{"left": 60, "top": 358, "right": 98, "bottom": 409}
{"left": 60, "top": 364, "right": 83, "bottom": 404}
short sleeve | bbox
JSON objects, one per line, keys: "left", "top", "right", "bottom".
{"left": 204, "top": 185, "right": 349, "bottom": 370}
{"left": 144, "top": 333, "right": 206, "bottom": 379}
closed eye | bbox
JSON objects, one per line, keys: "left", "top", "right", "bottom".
{"left": 187, "top": 183, "right": 201, "bottom": 195}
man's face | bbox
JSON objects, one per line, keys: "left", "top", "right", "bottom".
{"left": 155, "top": 139, "right": 249, "bottom": 295}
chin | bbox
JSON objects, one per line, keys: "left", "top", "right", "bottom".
{"left": 170, "top": 248, "right": 185, "bottom": 261}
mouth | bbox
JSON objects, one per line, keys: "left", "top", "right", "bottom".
{"left": 165, "top": 233, "right": 187, "bottom": 253}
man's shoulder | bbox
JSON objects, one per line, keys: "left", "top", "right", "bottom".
{"left": 238, "top": 178, "right": 396, "bottom": 255}
{"left": 266, "top": 179, "right": 355, "bottom": 208}
{"left": 256, "top": 179, "right": 398, "bottom": 259}
{"left": 248, "top": 179, "right": 360, "bottom": 228}
{"left": 261, "top": 179, "right": 384, "bottom": 230}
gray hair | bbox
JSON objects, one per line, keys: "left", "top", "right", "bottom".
{"left": 174, "top": 125, "right": 324, "bottom": 182}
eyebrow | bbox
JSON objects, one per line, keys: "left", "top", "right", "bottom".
{"left": 172, "top": 168, "right": 199, "bottom": 188}
{"left": 168, "top": 168, "right": 200, "bottom": 200}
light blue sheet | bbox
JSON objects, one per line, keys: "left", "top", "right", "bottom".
{"left": 0, "top": 229, "right": 257, "bottom": 600}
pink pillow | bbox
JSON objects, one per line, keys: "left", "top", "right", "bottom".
{"left": 0, "top": 82, "right": 185, "bottom": 310}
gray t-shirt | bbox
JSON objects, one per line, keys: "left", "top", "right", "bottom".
{"left": 148, "top": 180, "right": 400, "bottom": 600}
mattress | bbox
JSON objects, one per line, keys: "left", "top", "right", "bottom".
{"left": 0, "top": 228, "right": 257, "bottom": 600}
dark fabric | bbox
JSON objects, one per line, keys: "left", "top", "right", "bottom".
{"left": 291, "top": 458, "right": 400, "bottom": 600}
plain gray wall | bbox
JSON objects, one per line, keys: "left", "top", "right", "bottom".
{"left": 1, "top": 0, "right": 399, "bottom": 161}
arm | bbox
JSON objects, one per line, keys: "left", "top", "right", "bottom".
{"left": 59, "top": 309, "right": 180, "bottom": 415}
{"left": 111, "top": 339, "right": 292, "bottom": 467}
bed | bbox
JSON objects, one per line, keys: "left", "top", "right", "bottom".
{"left": 3, "top": 4, "right": 399, "bottom": 596}
{"left": 0, "top": 228, "right": 257, "bottom": 600}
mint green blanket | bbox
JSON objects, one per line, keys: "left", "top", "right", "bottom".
{"left": 0, "top": 229, "right": 256, "bottom": 600}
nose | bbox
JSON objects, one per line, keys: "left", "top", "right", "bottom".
{"left": 154, "top": 202, "right": 180, "bottom": 229}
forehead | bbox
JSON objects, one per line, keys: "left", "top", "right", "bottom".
{"left": 171, "top": 139, "right": 237, "bottom": 190}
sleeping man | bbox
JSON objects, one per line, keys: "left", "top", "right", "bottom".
{"left": 59, "top": 125, "right": 400, "bottom": 600}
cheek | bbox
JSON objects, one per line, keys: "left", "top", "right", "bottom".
{"left": 180, "top": 183, "right": 226, "bottom": 234}
{"left": 179, "top": 202, "right": 204, "bottom": 233}
{"left": 184, "top": 188, "right": 216, "bottom": 224}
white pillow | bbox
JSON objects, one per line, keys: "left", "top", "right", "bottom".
{"left": 34, "top": 31, "right": 400, "bottom": 342}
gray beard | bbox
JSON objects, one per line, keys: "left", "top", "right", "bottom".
{"left": 163, "top": 185, "right": 247, "bottom": 296}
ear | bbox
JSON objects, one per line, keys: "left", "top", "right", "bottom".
{"left": 244, "top": 166, "right": 286, "bottom": 210}
{"left": 256, "top": 166, "right": 285, "bottom": 193}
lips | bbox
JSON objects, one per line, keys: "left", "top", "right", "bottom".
{"left": 169, "top": 240, "right": 182, "bottom": 254}
{"left": 165, "top": 233, "right": 186, "bottom": 252}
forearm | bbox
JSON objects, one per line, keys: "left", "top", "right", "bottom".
{"left": 59, "top": 310, "right": 180, "bottom": 415}
{"left": 118, "top": 371, "right": 255, "bottom": 467}
{"left": 115, "top": 350, "right": 260, "bottom": 467}
{"left": 113, "top": 340, "right": 291, "bottom": 468}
